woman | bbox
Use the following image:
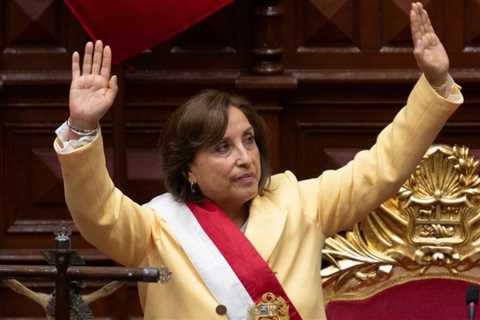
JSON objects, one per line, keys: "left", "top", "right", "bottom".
{"left": 55, "top": 3, "right": 463, "bottom": 319}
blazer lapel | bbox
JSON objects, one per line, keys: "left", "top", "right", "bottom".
{"left": 245, "top": 196, "right": 287, "bottom": 262}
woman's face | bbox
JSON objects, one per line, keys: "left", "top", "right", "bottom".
{"left": 188, "top": 106, "right": 261, "bottom": 211}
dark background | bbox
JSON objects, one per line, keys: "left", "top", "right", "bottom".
{"left": 1, "top": 0, "right": 480, "bottom": 317}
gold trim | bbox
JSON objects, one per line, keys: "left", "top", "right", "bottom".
{"left": 322, "top": 145, "right": 480, "bottom": 303}
{"left": 250, "top": 292, "right": 290, "bottom": 320}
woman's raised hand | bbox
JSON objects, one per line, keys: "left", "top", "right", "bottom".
{"left": 410, "top": 2, "right": 449, "bottom": 87}
{"left": 69, "top": 40, "right": 118, "bottom": 130}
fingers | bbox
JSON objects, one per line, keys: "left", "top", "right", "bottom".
{"left": 414, "top": 2, "right": 423, "bottom": 17}
{"left": 413, "top": 3, "right": 436, "bottom": 36}
{"left": 410, "top": 2, "right": 425, "bottom": 45}
{"left": 413, "top": 33, "right": 440, "bottom": 62}
{"left": 427, "top": 33, "right": 438, "bottom": 47}
{"left": 419, "top": 8, "right": 426, "bottom": 36}
{"left": 72, "top": 52, "right": 80, "bottom": 81}
{"left": 82, "top": 42, "right": 94, "bottom": 75}
{"left": 77, "top": 40, "right": 112, "bottom": 79}
{"left": 106, "top": 75, "right": 119, "bottom": 103}
{"left": 109, "top": 75, "right": 118, "bottom": 93}
{"left": 100, "top": 46, "right": 112, "bottom": 80}
{"left": 410, "top": 6, "right": 420, "bottom": 44}
{"left": 411, "top": 2, "right": 438, "bottom": 50}
{"left": 421, "top": 8, "right": 434, "bottom": 34}
{"left": 92, "top": 40, "right": 103, "bottom": 75}
{"left": 413, "top": 38, "right": 424, "bottom": 60}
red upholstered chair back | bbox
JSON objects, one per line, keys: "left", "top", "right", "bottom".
{"left": 321, "top": 145, "right": 480, "bottom": 319}
{"left": 326, "top": 278, "right": 475, "bottom": 320}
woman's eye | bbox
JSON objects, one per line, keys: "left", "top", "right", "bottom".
{"left": 215, "top": 143, "right": 230, "bottom": 153}
{"left": 244, "top": 135, "right": 255, "bottom": 145}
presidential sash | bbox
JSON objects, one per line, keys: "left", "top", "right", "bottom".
{"left": 144, "top": 193, "right": 302, "bottom": 320}
{"left": 187, "top": 200, "right": 302, "bottom": 320}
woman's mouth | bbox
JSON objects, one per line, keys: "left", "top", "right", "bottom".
{"left": 233, "top": 173, "right": 256, "bottom": 184}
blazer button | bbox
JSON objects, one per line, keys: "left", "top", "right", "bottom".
{"left": 216, "top": 304, "right": 227, "bottom": 315}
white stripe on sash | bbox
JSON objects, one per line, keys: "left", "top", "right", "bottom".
{"left": 144, "top": 193, "right": 254, "bottom": 320}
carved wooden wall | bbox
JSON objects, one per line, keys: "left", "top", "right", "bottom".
{"left": 1, "top": 0, "right": 480, "bottom": 318}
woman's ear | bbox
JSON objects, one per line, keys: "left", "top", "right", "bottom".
{"left": 185, "top": 169, "right": 196, "bottom": 185}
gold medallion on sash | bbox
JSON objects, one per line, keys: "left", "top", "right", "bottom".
{"left": 250, "top": 292, "right": 290, "bottom": 320}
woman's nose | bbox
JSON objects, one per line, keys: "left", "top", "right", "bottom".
{"left": 235, "top": 146, "right": 252, "bottom": 166}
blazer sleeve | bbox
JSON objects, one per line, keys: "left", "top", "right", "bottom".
{"left": 55, "top": 133, "right": 155, "bottom": 267}
{"left": 297, "top": 75, "right": 463, "bottom": 237}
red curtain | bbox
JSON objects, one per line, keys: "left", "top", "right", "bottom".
{"left": 64, "top": 0, "right": 233, "bottom": 63}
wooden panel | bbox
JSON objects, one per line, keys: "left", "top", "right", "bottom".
{"left": 281, "top": 80, "right": 416, "bottom": 176}
{"left": 1, "top": 0, "right": 86, "bottom": 70}
{"left": 289, "top": 0, "right": 363, "bottom": 69}
{"left": 125, "top": 122, "right": 165, "bottom": 204}
{"left": 5, "top": 0, "right": 61, "bottom": 48}
{"left": 298, "top": 0, "right": 359, "bottom": 52}
{"left": 2, "top": 122, "right": 68, "bottom": 242}
{"left": 0, "top": 119, "right": 114, "bottom": 248}
{"left": 286, "top": 0, "right": 480, "bottom": 70}
{"left": 295, "top": 121, "right": 380, "bottom": 178}
{"left": 2, "top": 0, "right": 480, "bottom": 317}
{"left": 380, "top": 0, "right": 438, "bottom": 51}
{"left": 464, "top": 0, "right": 480, "bottom": 51}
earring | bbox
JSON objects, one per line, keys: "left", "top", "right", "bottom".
{"left": 190, "top": 181, "right": 197, "bottom": 194}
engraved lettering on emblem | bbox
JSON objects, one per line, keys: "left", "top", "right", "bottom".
{"left": 250, "top": 292, "right": 290, "bottom": 320}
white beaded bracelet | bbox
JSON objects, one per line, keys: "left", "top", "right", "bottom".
{"left": 66, "top": 118, "right": 99, "bottom": 136}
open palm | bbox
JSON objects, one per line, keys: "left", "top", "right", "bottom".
{"left": 410, "top": 2, "right": 449, "bottom": 87}
{"left": 69, "top": 41, "right": 118, "bottom": 130}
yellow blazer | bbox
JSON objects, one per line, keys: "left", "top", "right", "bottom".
{"left": 55, "top": 75, "right": 462, "bottom": 319}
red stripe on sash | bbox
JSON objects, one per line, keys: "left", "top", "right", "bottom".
{"left": 187, "top": 200, "right": 302, "bottom": 320}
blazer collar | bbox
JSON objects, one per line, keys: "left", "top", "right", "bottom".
{"left": 245, "top": 195, "right": 287, "bottom": 262}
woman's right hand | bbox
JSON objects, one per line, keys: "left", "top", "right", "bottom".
{"left": 69, "top": 40, "right": 118, "bottom": 130}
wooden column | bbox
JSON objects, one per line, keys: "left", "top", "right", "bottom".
{"left": 252, "top": 0, "right": 284, "bottom": 75}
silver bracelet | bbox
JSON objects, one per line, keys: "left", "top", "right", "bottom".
{"left": 66, "top": 118, "right": 98, "bottom": 136}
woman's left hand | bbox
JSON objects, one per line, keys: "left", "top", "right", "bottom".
{"left": 410, "top": 2, "right": 449, "bottom": 87}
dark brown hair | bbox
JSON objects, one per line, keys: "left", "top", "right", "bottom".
{"left": 160, "top": 89, "right": 270, "bottom": 202}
